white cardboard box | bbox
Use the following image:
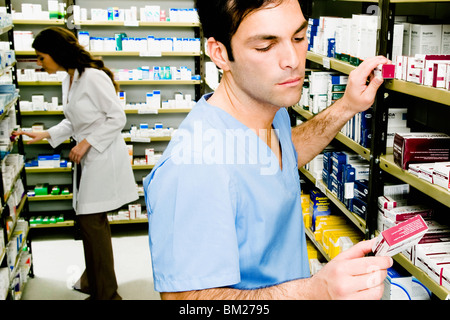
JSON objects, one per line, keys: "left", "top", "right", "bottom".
{"left": 442, "top": 25, "right": 450, "bottom": 54}
{"left": 433, "top": 161, "right": 450, "bottom": 191}
{"left": 411, "top": 24, "right": 442, "bottom": 55}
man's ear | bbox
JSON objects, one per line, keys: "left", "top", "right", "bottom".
{"left": 206, "top": 37, "right": 231, "bottom": 71}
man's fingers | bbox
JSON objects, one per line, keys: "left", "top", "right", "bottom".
{"left": 342, "top": 282, "right": 386, "bottom": 300}
{"left": 333, "top": 239, "right": 376, "bottom": 261}
{"left": 365, "top": 74, "right": 384, "bottom": 97}
{"left": 329, "top": 260, "right": 389, "bottom": 299}
{"left": 356, "top": 55, "right": 390, "bottom": 78}
{"left": 343, "top": 256, "right": 393, "bottom": 277}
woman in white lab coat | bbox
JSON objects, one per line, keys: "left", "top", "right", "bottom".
{"left": 15, "top": 27, "right": 138, "bottom": 300}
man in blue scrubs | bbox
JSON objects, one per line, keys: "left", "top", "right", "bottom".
{"left": 144, "top": 0, "right": 393, "bottom": 299}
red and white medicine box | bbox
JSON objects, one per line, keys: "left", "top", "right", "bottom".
{"left": 393, "top": 132, "right": 450, "bottom": 170}
{"left": 372, "top": 215, "right": 429, "bottom": 257}
{"left": 374, "top": 63, "right": 396, "bottom": 79}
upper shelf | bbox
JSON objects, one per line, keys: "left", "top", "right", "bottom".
{"left": 306, "top": 52, "right": 356, "bottom": 75}
{"left": 306, "top": 51, "right": 450, "bottom": 106}
{"left": 13, "top": 19, "right": 65, "bottom": 25}
{"left": 380, "top": 154, "right": 450, "bottom": 208}
{"left": 384, "top": 80, "right": 450, "bottom": 106}
{"left": 16, "top": 50, "right": 201, "bottom": 57}
{"left": 12, "top": 19, "right": 200, "bottom": 28}
{"left": 75, "top": 20, "right": 200, "bottom": 27}
{"left": 18, "top": 80, "right": 201, "bottom": 86}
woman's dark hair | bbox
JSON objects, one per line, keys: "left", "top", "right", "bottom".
{"left": 32, "top": 26, "right": 119, "bottom": 92}
{"left": 195, "top": 0, "right": 283, "bottom": 61}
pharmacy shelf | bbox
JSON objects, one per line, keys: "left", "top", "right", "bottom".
{"left": 304, "top": 227, "right": 331, "bottom": 261}
{"left": 27, "top": 194, "right": 73, "bottom": 201}
{"left": 3, "top": 164, "right": 25, "bottom": 203}
{"left": 8, "top": 224, "right": 30, "bottom": 296}
{"left": 292, "top": 105, "right": 371, "bottom": 161}
{"left": 299, "top": 167, "right": 367, "bottom": 233}
{"left": 109, "top": 218, "right": 148, "bottom": 225}
{"left": 90, "top": 51, "right": 201, "bottom": 57}
{"left": 306, "top": 51, "right": 357, "bottom": 75}
{"left": 124, "top": 108, "right": 191, "bottom": 114}
{"left": 0, "top": 96, "right": 19, "bottom": 122}
{"left": 384, "top": 79, "right": 450, "bottom": 106}
{"left": 25, "top": 167, "right": 72, "bottom": 173}
{"left": 132, "top": 164, "right": 155, "bottom": 170}
{"left": 380, "top": 154, "right": 450, "bottom": 208}
{"left": 0, "top": 24, "right": 12, "bottom": 35}
{"left": 0, "top": 249, "right": 5, "bottom": 268}
{"left": 117, "top": 80, "right": 201, "bottom": 85}
{"left": 18, "top": 80, "right": 201, "bottom": 86}
{"left": 6, "top": 194, "right": 28, "bottom": 242}
{"left": 26, "top": 139, "right": 71, "bottom": 144}
{"left": 307, "top": 51, "right": 450, "bottom": 106}
{"left": 123, "top": 136, "right": 171, "bottom": 142}
{"left": 18, "top": 81, "right": 62, "bottom": 86}
{"left": 75, "top": 20, "right": 200, "bottom": 28}
{"left": 16, "top": 50, "right": 201, "bottom": 57}
{"left": 13, "top": 19, "right": 65, "bottom": 25}
{"left": 21, "top": 108, "right": 191, "bottom": 116}
{"left": 393, "top": 253, "right": 450, "bottom": 300}
{"left": 31, "top": 220, "right": 75, "bottom": 228}
{"left": 20, "top": 110, "right": 64, "bottom": 116}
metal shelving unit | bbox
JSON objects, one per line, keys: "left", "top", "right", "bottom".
{"left": 300, "top": 0, "right": 450, "bottom": 299}
{"left": 0, "top": 0, "right": 33, "bottom": 300}
{"left": 14, "top": 0, "right": 204, "bottom": 230}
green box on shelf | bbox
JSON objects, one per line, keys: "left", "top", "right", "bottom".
{"left": 51, "top": 186, "right": 60, "bottom": 195}
{"left": 34, "top": 183, "right": 49, "bottom": 195}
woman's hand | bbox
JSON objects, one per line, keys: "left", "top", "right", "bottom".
{"left": 70, "top": 139, "right": 91, "bottom": 164}
{"left": 13, "top": 130, "right": 50, "bottom": 144}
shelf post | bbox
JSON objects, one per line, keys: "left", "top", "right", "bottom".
{"left": 366, "top": 0, "right": 393, "bottom": 238}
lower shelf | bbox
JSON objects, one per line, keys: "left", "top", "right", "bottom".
{"left": 30, "top": 218, "right": 148, "bottom": 228}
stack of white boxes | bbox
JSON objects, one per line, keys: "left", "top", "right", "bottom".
{"left": 307, "top": 14, "right": 378, "bottom": 65}
{"left": 393, "top": 23, "right": 450, "bottom": 90}
{"left": 299, "top": 71, "right": 372, "bottom": 148}
{"left": 386, "top": 108, "right": 410, "bottom": 152}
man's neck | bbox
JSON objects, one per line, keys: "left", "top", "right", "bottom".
{"left": 207, "top": 77, "right": 280, "bottom": 135}
{"left": 207, "top": 76, "right": 283, "bottom": 170}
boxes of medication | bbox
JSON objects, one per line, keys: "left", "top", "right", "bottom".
{"left": 433, "top": 162, "right": 450, "bottom": 191}
{"left": 309, "top": 189, "right": 331, "bottom": 231}
{"left": 382, "top": 267, "right": 432, "bottom": 300}
{"left": 411, "top": 25, "right": 442, "bottom": 55}
{"left": 393, "top": 132, "right": 450, "bottom": 169}
{"left": 37, "top": 154, "right": 60, "bottom": 168}
{"left": 374, "top": 64, "right": 395, "bottom": 79}
{"left": 373, "top": 215, "right": 428, "bottom": 257}
{"left": 383, "top": 204, "right": 433, "bottom": 223}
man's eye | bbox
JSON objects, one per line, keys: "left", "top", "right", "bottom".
{"left": 256, "top": 45, "right": 272, "bottom": 52}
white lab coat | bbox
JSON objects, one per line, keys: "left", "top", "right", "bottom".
{"left": 47, "top": 68, "right": 138, "bottom": 215}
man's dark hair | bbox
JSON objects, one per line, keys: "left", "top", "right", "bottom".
{"left": 195, "top": 0, "right": 284, "bottom": 61}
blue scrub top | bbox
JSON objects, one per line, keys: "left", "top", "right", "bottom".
{"left": 144, "top": 93, "right": 310, "bottom": 292}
